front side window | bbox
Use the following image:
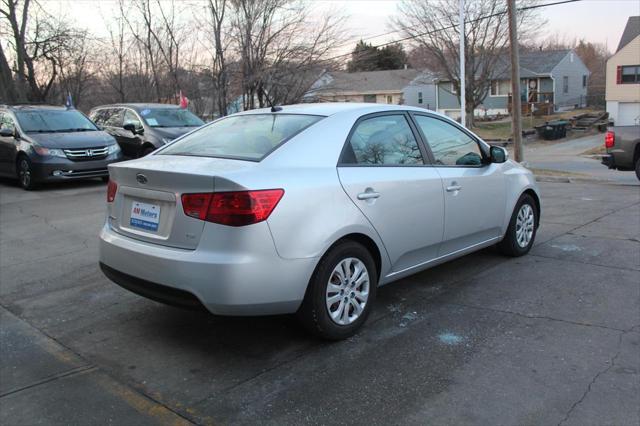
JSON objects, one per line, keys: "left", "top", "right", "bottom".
{"left": 104, "top": 109, "right": 124, "bottom": 128}
{"left": 621, "top": 65, "right": 640, "bottom": 83}
{"left": 342, "top": 114, "right": 423, "bottom": 166}
{"left": 124, "top": 110, "right": 142, "bottom": 128}
{"left": 139, "top": 108, "right": 204, "bottom": 128}
{"left": 15, "top": 110, "right": 98, "bottom": 133}
{"left": 413, "top": 115, "right": 483, "bottom": 166}
{"left": 160, "top": 114, "right": 323, "bottom": 161}
{"left": 0, "top": 113, "right": 15, "bottom": 131}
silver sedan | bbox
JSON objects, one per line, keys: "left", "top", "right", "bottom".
{"left": 99, "top": 103, "right": 540, "bottom": 339}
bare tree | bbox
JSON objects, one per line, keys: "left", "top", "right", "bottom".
{"left": 205, "top": 0, "right": 230, "bottom": 116}
{"left": 394, "top": 0, "right": 541, "bottom": 125}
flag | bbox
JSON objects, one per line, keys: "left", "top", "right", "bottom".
{"left": 179, "top": 90, "right": 189, "bottom": 109}
{"left": 65, "top": 92, "right": 74, "bottom": 109}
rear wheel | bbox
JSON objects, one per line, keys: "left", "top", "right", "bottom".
{"left": 297, "top": 241, "right": 377, "bottom": 340}
{"left": 497, "top": 193, "right": 538, "bottom": 257}
{"left": 17, "top": 156, "right": 37, "bottom": 190}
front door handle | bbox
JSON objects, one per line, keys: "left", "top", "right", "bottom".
{"left": 446, "top": 184, "right": 462, "bottom": 192}
{"left": 357, "top": 190, "right": 381, "bottom": 200}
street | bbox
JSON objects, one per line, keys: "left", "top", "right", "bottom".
{"left": 525, "top": 132, "right": 639, "bottom": 185}
{"left": 1, "top": 172, "right": 638, "bottom": 425}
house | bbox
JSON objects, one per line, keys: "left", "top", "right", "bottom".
{"left": 430, "top": 49, "right": 590, "bottom": 119}
{"left": 303, "top": 69, "right": 420, "bottom": 105}
{"left": 606, "top": 16, "right": 640, "bottom": 126}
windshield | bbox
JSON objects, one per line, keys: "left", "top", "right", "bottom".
{"left": 15, "top": 110, "right": 98, "bottom": 133}
{"left": 139, "top": 108, "right": 204, "bottom": 128}
{"left": 160, "top": 114, "right": 324, "bottom": 161}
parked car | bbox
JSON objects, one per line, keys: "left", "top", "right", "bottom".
{"left": 601, "top": 124, "right": 640, "bottom": 180}
{"left": 99, "top": 103, "right": 541, "bottom": 340}
{"left": 89, "top": 103, "right": 205, "bottom": 158}
{"left": 0, "top": 104, "right": 123, "bottom": 190}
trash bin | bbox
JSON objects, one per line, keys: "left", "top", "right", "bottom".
{"left": 535, "top": 120, "right": 569, "bottom": 140}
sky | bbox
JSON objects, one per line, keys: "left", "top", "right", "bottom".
{"left": 42, "top": 0, "right": 640, "bottom": 54}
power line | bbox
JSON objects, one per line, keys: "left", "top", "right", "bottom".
{"left": 315, "top": 0, "right": 583, "bottom": 67}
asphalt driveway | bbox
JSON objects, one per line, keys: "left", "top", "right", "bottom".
{"left": 1, "top": 177, "right": 638, "bottom": 425}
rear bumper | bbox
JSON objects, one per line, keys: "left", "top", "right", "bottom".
{"left": 98, "top": 223, "right": 318, "bottom": 315}
{"left": 31, "top": 154, "right": 124, "bottom": 181}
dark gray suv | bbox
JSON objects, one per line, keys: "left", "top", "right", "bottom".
{"left": 89, "top": 104, "right": 204, "bottom": 158}
{"left": 0, "top": 104, "right": 123, "bottom": 190}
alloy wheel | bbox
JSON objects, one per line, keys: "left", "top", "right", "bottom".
{"left": 515, "top": 204, "right": 535, "bottom": 248}
{"left": 19, "top": 159, "right": 31, "bottom": 188}
{"left": 325, "top": 257, "right": 370, "bottom": 325}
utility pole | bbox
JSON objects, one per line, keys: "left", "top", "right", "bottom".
{"left": 459, "top": 0, "right": 466, "bottom": 127}
{"left": 507, "top": 0, "right": 523, "bottom": 162}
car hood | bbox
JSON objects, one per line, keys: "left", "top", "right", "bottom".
{"left": 27, "top": 131, "right": 116, "bottom": 148}
{"left": 151, "top": 127, "right": 199, "bottom": 141}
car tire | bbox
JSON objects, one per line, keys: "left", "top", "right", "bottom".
{"left": 297, "top": 240, "right": 377, "bottom": 340}
{"left": 497, "top": 193, "right": 538, "bottom": 257}
{"left": 635, "top": 158, "right": 640, "bottom": 181}
{"left": 17, "top": 156, "right": 37, "bottom": 190}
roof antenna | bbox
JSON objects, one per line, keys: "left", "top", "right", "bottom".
{"left": 261, "top": 87, "right": 282, "bottom": 112}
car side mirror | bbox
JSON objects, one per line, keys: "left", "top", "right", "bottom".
{"left": 0, "top": 127, "right": 14, "bottom": 138}
{"left": 123, "top": 123, "right": 142, "bottom": 135}
{"left": 490, "top": 146, "right": 508, "bottom": 163}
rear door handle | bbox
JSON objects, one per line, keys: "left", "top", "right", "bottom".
{"left": 357, "top": 191, "right": 381, "bottom": 200}
{"left": 446, "top": 185, "right": 462, "bottom": 192}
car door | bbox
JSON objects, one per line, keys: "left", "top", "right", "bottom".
{"left": 103, "top": 108, "right": 134, "bottom": 157}
{"left": 411, "top": 113, "right": 506, "bottom": 256}
{"left": 337, "top": 112, "right": 445, "bottom": 275}
{"left": 122, "top": 109, "right": 145, "bottom": 157}
{"left": 0, "top": 113, "right": 18, "bottom": 176}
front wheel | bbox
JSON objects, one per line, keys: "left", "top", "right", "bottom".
{"left": 635, "top": 158, "right": 640, "bottom": 181}
{"left": 297, "top": 241, "right": 377, "bottom": 340}
{"left": 497, "top": 193, "right": 538, "bottom": 257}
{"left": 17, "top": 157, "right": 37, "bottom": 190}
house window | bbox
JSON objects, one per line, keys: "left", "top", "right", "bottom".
{"left": 490, "top": 80, "right": 511, "bottom": 96}
{"left": 620, "top": 65, "right": 640, "bottom": 84}
{"left": 386, "top": 95, "right": 393, "bottom": 104}
{"left": 450, "top": 82, "right": 457, "bottom": 94}
{"left": 363, "top": 94, "right": 377, "bottom": 103}
{"left": 563, "top": 76, "right": 569, "bottom": 94}
{"left": 418, "top": 92, "right": 423, "bottom": 104}
{"left": 582, "top": 75, "right": 587, "bottom": 88}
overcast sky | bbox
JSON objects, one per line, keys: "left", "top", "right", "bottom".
{"left": 46, "top": 0, "right": 640, "bottom": 53}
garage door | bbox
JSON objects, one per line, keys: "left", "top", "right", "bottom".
{"left": 618, "top": 102, "right": 640, "bottom": 126}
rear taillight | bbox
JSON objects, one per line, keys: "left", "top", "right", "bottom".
{"left": 181, "top": 189, "right": 284, "bottom": 226}
{"left": 107, "top": 179, "right": 117, "bottom": 202}
{"left": 605, "top": 131, "right": 615, "bottom": 148}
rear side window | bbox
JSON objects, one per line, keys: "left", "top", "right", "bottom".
{"left": 341, "top": 114, "right": 423, "bottom": 165}
{"left": 160, "top": 114, "right": 323, "bottom": 161}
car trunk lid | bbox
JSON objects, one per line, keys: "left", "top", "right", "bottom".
{"left": 107, "top": 155, "right": 257, "bottom": 249}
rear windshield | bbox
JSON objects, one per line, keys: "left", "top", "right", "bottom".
{"left": 16, "top": 110, "right": 98, "bottom": 133}
{"left": 139, "top": 108, "right": 204, "bottom": 128}
{"left": 160, "top": 114, "right": 324, "bottom": 161}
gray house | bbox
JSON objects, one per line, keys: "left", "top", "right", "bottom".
{"left": 403, "top": 49, "right": 590, "bottom": 119}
